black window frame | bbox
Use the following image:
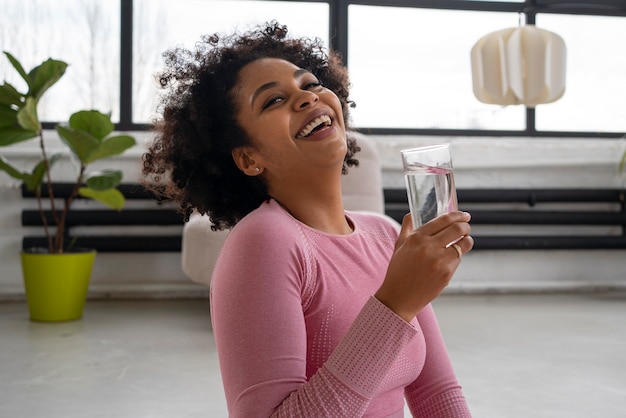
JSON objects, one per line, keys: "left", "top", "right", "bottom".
{"left": 53, "top": 0, "right": 624, "bottom": 138}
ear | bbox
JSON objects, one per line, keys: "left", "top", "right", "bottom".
{"left": 231, "top": 147, "right": 263, "bottom": 176}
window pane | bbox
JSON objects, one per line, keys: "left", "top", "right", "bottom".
{"left": 348, "top": 6, "right": 524, "bottom": 130}
{"left": 0, "top": 0, "right": 120, "bottom": 122}
{"left": 133, "top": 0, "right": 329, "bottom": 123}
{"left": 535, "top": 14, "right": 626, "bottom": 133}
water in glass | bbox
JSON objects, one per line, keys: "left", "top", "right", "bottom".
{"left": 404, "top": 164, "right": 457, "bottom": 228}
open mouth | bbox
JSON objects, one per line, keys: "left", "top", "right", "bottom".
{"left": 296, "top": 115, "right": 332, "bottom": 139}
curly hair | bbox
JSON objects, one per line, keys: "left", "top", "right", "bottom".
{"left": 141, "top": 21, "right": 360, "bottom": 230}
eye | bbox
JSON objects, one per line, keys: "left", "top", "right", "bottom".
{"left": 262, "top": 96, "right": 284, "bottom": 110}
{"left": 303, "top": 80, "right": 322, "bottom": 90}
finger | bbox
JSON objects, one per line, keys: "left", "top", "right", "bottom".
{"left": 436, "top": 218, "right": 472, "bottom": 248}
{"left": 419, "top": 211, "right": 471, "bottom": 235}
{"left": 395, "top": 214, "right": 414, "bottom": 250}
{"left": 447, "top": 235, "right": 474, "bottom": 258}
{"left": 457, "top": 235, "right": 474, "bottom": 253}
{"left": 449, "top": 242, "right": 464, "bottom": 259}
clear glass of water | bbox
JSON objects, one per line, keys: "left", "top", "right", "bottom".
{"left": 401, "top": 144, "right": 458, "bottom": 229}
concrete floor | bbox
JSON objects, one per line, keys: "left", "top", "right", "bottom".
{"left": 1, "top": 292, "right": 625, "bottom": 418}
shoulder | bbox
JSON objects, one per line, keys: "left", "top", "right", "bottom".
{"left": 233, "top": 200, "right": 296, "bottom": 234}
{"left": 221, "top": 199, "right": 308, "bottom": 257}
{"left": 348, "top": 211, "right": 401, "bottom": 240}
{"left": 212, "top": 200, "right": 313, "bottom": 297}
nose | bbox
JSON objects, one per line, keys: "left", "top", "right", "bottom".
{"left": 294, "top": 90, "right": 319, "bottom": 110}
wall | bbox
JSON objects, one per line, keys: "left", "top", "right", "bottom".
{"left": 0, "top": 132, "right": 205, "bottom": 300}
{"left": 370, "top": 135, "right": 626, "bottom": 292}
{"left": 1, "top": 131, "right": 625, "bottom": 300}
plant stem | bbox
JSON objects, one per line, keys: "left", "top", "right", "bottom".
{"left": 55, "top": 165, "right": 85, "bottom": 253}
{"left": 37, "top": 129, "right": 57, "bottom": 253}
{"left": 34, "top": 185, "right": 52, "bottom": 252}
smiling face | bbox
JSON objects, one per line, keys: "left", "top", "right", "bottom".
{"left": 230, "top": 58, "right": 348, "bottom": 191}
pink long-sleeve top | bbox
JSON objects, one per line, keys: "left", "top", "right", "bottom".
{"left": 210, "top": 199, "right": 471, "bottom": 417}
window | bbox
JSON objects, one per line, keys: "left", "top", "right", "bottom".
{"left": 348, "top": 6, "right": 525, "bottom": 131}
{"left": 2, "top": 0, "right": 624, "bottom": 137}
{"left": 534, "top": 13, "right": 626, "bottom": 133}
{"left": 132, "top": 0, "right": 329, "bottom": 123}
{"left": 0, "top": 0, "right": 120, "bottom": 122}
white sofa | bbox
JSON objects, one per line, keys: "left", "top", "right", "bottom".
{"left": 181, "top": 132, "right": 389, "bottom": 286}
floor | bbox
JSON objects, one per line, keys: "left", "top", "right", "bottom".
{"left": 1, "top": 292, "right": 625, "bottom": 418}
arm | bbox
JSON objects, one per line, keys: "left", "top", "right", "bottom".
{"left": 273, "top": 297, "right": 420, "bottom": 417}
{"left": 404, "top": 305, "right": 472, "bottom": 417}
{"left": 372, "top": 212, "right": 474, "bottom": 416}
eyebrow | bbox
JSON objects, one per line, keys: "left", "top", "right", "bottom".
{"left": 250, "top": 68, "right": 312, "bottom": 108}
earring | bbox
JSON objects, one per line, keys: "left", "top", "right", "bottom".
{"left": 255, "top": 167, "right": 260, "bottom": 172}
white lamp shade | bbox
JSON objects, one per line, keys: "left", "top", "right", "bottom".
{"left": 471, "top": 25, "right": 566, "bottom": 107}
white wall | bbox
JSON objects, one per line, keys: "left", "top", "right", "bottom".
{"left": 0, "top": 132, "right": 206, "bottom": 300}
{"left": 370, "top": 135, "right": 626, "bottom": 292}
{"left": 1, "top": 131, "right": 625, "bottom": 300}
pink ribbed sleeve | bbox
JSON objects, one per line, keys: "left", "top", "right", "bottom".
{"left": 405, "top": 305, "right": 473, "bottom": 417}
{"left": 210, "top": 200, "right": 471, "bottom": 417}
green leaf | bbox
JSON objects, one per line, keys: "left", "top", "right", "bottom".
{"left": 85, "top": 170, "right": 123, "bottom": 191}
{"left": 78, "top": 187, "right": 125, "bottom": 210}
{"left": 0, "top": 155, "right": 30, "bottom": 181}
{"left": 55, "top": 124, "right": 100, "bottom": 163}
{"left": 0, "top": 155, "right": 60, "bottom": 191}
{"left": 3, "top": 52, "right": 29, "bottom": 87}
{"left": 0, "top": 105, "right": 18, "bottom": 128}
{"left": 0, "top": 82, "right": 24, "bottom": 107}
{"left": 22, "top": 154, "right": 62, "bottom": 191}
{"left": 84, "top": 135, "right": 136, "bottom": 163}
{"left": 0, "top": 125, "right": 38, "bottom": 146}
{"left": 16, "top": 97, "right": 40, "bottom": 132}
{"left": 69, "top": 110, "right": 113, "bottom": 141}
{"left": 22, "top": 159, "right": 47, "bottom": 191}
{"left": 28, "top": 57, "right": 68, "bottom": 102}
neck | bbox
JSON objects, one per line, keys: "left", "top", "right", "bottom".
{"left": 269, "top": 172, "right": 352, "bottom": 235}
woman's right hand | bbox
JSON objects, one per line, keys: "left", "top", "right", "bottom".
{"left": 374, "top": 212, "right": 473, "bottom": 322}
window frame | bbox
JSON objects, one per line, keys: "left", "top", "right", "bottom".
{"left": 41, "top": 0, "right": 624, "bottom": 138}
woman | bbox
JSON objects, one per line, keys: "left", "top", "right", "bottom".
{"left": 143, "top": 21, "right": 474, "bottom": 417}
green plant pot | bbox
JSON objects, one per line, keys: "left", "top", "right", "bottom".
{"left": 20, "top": 250, "right": 96, "bottom": 322}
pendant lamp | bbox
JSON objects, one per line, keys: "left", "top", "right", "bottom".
{"left": 471, "top": 24, "right": 566, "bottom": 107}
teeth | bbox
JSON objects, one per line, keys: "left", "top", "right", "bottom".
{"left": 296, "top": 115, "right": 331, "bottom": 139}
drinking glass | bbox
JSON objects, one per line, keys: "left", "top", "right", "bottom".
{"left": 401, "top": 144, "right": 458, "bottom": 229}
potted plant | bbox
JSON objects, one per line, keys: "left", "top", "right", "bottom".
{"left": 0, "top": 51, "right": 136, "bottom": 321}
